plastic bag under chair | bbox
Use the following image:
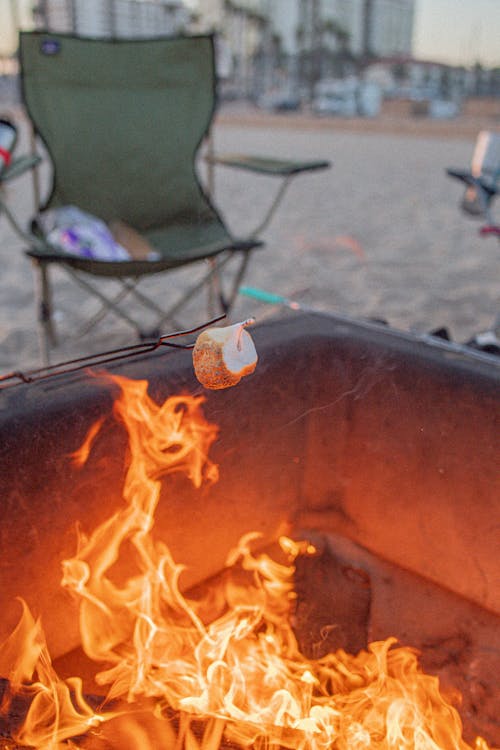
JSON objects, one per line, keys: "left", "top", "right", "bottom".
{"left": 40, "top": 206, "right": 131, "bottom": 262}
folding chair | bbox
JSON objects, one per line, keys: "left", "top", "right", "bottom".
{"left": 446, "top": 130, "right": 499, "bottom": 353}
{"left": 1, "top": 32, "right": 330, "bottom": 364}
{"left": 446, "top": 130, "right": 499, "bottom": 224}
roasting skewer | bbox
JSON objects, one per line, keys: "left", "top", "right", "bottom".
{"left": 0, "top": 316, "right": 226, "bottom": 388}
{"left": 0, "top": 315, "right": 259, "bottom": 391}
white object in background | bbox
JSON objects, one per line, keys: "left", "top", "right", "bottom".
{"left": 358, "top": 82, "right": 382, "bottom": 118}
{"left": 472, "top": 131, "right": 500, "bottom": 183}
{"left": 429, "top": 99, "right": 459, "bottom": 120}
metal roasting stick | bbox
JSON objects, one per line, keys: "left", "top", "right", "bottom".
{"left": 239, "top": 285, "right": 322, "bottom": 314}
{"left": 0, "top": 314, "right": 227, "bottom": 389}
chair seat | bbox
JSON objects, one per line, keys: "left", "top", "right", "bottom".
{"left": 27, "top": 220, "right": 261, "bottom": 278}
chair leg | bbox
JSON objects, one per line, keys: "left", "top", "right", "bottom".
{"left": 73, "top": 276, "right": 154, "bottom": 337}
{"left": 33, "top": 260, "right": 57, "bottom": 365}
{"left": 243, "top": 175, "right": 293, "bottom": 238}
{"left": 206, "top": 251, "right": 253, "bottom": 320}
{"left": 66, "top": 269, "right": 143, "bottom": 335}
{"left": 155, "top": 255, "right": 233, "bottom": 331}
{"left": 123, "top": 279, "right": 169, "bottom": 318}
{"left": 207, "top": 258, "right": 223, "bottom": 318}
{"left": 221, "top": 250, "right": 254, "bottom": 315}
{"left": 78, "top": 281, "right": 135, "bottom": 336}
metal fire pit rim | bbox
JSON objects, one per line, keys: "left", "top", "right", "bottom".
{"left": 257, "top": 310, "right": 500, "bottom": 369}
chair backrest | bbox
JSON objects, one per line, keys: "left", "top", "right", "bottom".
{"left": 20, "top": 32, "right": 220, "bottom": 232}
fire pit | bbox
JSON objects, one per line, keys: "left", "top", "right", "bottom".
{"left": 0, "top": 312, "right": 498, "bottom": 749}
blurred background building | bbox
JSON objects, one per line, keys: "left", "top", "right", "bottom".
{"left": 191, "top": 0, "right": 417, "bottom": 100}
{"left": 32, "top": 0, "right": 193, "bottom": 37}
{"left": 1, "top": 0, "right": 498, "bottom": 114}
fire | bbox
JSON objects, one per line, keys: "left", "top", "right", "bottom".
{"left": 0, "top": 374, "right": 494, "bottom": 750}
{"left": 0, "top": 599, "right": 107, "bottom": 747}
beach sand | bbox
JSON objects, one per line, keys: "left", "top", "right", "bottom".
{"left": 0, "top": 108, "right": 498, "bottom": 374}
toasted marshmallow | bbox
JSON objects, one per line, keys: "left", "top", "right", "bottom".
{"left": 193, "top": 319, "right": 258, "bottom": 390}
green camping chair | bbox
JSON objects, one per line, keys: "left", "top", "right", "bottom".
{"left": 1, "top": 32, "right": 329, "bottom": 363}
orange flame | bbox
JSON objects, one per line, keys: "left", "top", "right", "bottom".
{"left": 0, "top": 599, "right": 108, "bottom": 748}
{"left": 0, "top": 374, "right": 494, "bottom": 750}
{"left": 70, "top": 416, "right": 105, "bottom": 467}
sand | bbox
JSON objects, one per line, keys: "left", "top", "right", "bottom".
{"left": 0, "top": 106, "right": 499, "bottom": 375}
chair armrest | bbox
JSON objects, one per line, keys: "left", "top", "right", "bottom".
{"left": 205, "top": 153, "right": 330, "bottom": 237}
{"left": 206, "top": 152, "right": 331, "bottom": 176}
{"left": 0, "top": 154, "right": 42, "bottom": 183}
{"left": 446, "top": 168, "right": 498, "bottom": 197}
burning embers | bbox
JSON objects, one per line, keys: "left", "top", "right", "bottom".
{"left": 0, "top": 375, "right": 493, "bottom": 750}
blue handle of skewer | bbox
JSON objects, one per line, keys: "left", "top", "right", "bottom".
{"left": 239, "top": 286, "right": 288, "bottom": 306}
